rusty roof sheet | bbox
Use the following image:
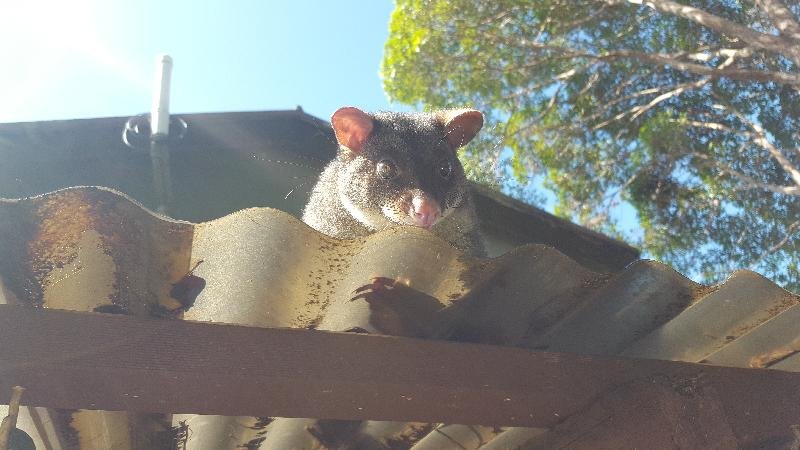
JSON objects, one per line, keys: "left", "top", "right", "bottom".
{"left": 1, "top": 186, "right": 799, "bottom": 449}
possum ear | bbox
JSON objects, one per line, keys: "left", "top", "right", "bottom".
{"left": 438, "top": 109, "right": 484, "bottom": 149}
{"left": 331, "top": 107, "right": 374, "bottom": 153}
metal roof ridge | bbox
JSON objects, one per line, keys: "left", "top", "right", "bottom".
{"left": 0, "top": 108, "right": 328, "bottom": 127}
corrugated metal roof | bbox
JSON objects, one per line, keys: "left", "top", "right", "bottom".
{"left": 1, "top": 186, "right": 798, "bottom": 449}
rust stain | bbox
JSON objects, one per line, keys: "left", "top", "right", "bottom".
{"left": 689, "top": 283, "right": 719, "bottom": 304}
{"left": 732, "top": 294, "right": 800, "bottom": 344}
{"left": 298, "top": 237, "right": 359, "bottom": 329}
{"left": 26, "top": 189, "right": 194, "bottom": 314}
{"left": 382, "top": 423, "right": 435, "bottom": 449}
{"left": 27, "top": 190, "right": 97, "bottom": 307}
{"left": 749, "top": 336, "right": 800, "bottom": 369}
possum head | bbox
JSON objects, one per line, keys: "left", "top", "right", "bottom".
{"left": 330, "top": 106, "right": 483, "bottom": 231}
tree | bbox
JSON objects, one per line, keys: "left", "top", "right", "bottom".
{"left": 382, "top": 0, "right": 800, "bottom": 290}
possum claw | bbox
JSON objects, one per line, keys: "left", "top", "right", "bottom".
{"left": 351, "top": 277, "right": 399, "bottom": 301}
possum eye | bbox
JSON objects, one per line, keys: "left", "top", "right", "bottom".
{"left": 376, "top": 159, "right": 398, "bottom": 180}
{"left": 438, "top": 160, "right": 453, "bottom": 179}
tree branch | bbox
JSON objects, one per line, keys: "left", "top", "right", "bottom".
{"left": 630, "top": 77, "right": 710, "bottom": 120}
{"left": 588, "top": 78, "right": 709, "bottom": 128}
{"left": 766, "top": 220, "right": 800, "bottom": 254}
{"left": 750, "top": 219, "right": 800, "bottom": 269}
{"left": 596, "top": 50, "right": 800, "bottom": 85}
{"left": 681, "top": 119, "right": 736, "bottom": 133}
{"left": 714, "top": 99, "right": 800, "bottom": 188}
{"left": 505, "top": 37, "right": 800, "bottom": 85}
{"left": 692, "top": 152, "right": 800, "bottom": 195}
{"left": 615, "top": 0, "right": 800, "bottom": 65}
{"left": 755, "top": 0, "right": 800, "bottom": 42}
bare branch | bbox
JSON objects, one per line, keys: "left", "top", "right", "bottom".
{"left": 682, "top": 119, "right": 737, "bottom": 133}
{"left": 755, "top": 0, "right": 800, "bottom": 41}
{"left": 577, "top": 70, "right": 601, "bottom": 95}
{"left": 766, "top": 220, "right": 800, "bottom": 254}
{"left": 751, "top": 219, "right": 800, "bottom": 269}
{"left": 485, "top": 27, "right": 799, "bottom": 86}
{"left": 596, "top": 50, "right": 800, "bottom": 85}
{"left": 504, "top": 37, "right": 800, "bottom": 85}
{"left": 692, "top": 152, "right": 800, "bottom": 195}
{"left": 686, "top": 47, "right": 751, "bottom": 63}
{"left": 586, "top": 87, "right": 661, "bottom": 124}
{"left": 593, "top": 109, "right": 632, "bottom": 130}
{"left": 715, "top": 99, "right": 800, "bottom": 187}
{"left": 614, "top": 0, "right": 800, "bottom": 64}
{"left": 630, "top": 77, "right": 710, "bottom": 120}
{"left": 590, "top": 79, "right": 707, "bottom": 128}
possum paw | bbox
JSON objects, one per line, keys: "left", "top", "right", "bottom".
{"left": 351, "top": 276, "right": 408, "bottom": 301}
{"left": 350, "top": 276, "right": 445, "bottom": 338}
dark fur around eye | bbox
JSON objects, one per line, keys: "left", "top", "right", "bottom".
{"left": 438, "top": 160, "right": 453, "bottom": 179}
{"left": 446, "top": 188, "right": 465, "bottom": 209}
{"left": 376, "top": 159, "right": 397, "bottom": 179}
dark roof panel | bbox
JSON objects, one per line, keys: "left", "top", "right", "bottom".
{"left": 0, "top": 109, "right": 337, "bottom": 221}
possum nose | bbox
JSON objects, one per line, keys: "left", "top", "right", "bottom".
{"left": 411, "top": 197, "right": 441, "bottom": 228}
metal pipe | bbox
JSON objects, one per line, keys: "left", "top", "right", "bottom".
{"left": 150, "top": 54, "right": 174, "bottom": 214}
{"left": 151, "top": 55, "right": 173, "bottom": 137}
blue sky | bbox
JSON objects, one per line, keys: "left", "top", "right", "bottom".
{"left": 1, "top": 0, "right": 400, "bottom": 123}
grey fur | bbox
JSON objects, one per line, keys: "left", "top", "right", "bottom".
{"left": 302, "top": 109, "right": 486, "bottom": 257}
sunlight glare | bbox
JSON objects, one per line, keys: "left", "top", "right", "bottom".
{"left": 0, "top": 0, "right": 149, "bottom": 121}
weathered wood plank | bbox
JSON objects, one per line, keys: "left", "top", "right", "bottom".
{"left": 0, "top": 305, "right": 798, "bottom": 448}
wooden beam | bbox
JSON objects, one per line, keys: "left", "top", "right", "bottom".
{"left": 0, "top": 305, "right": 798, "bottom": 447}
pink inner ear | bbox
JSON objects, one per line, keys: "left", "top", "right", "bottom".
{"left": 331, "top": 107, "right": 374, "bottom": 153}
{"left": 443, "top": 110, "right": 484, "bottom": 149}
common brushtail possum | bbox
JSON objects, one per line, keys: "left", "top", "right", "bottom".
{"left": 302, "top": 106, "right": 486, "bottom": 256}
